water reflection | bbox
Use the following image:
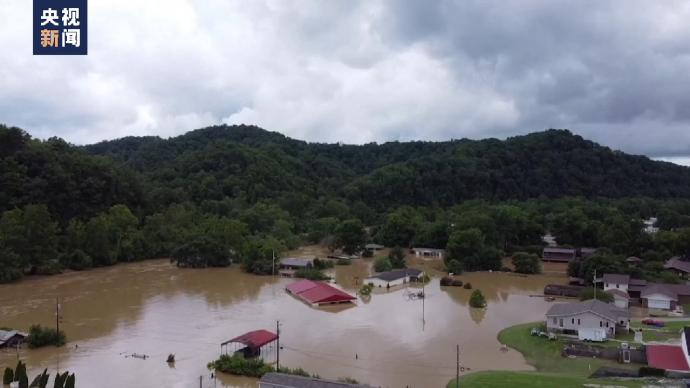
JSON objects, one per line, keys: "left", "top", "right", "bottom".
{"left": 0, "top": 257, "right": 568, "bottom": 388}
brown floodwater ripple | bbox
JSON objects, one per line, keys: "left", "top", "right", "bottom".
{"left": 0, "top": 258, "right": 568, "bottom": 388}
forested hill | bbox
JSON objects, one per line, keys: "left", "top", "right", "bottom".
{"left": 84, "top": 124, "right": 690, "bottom": 211}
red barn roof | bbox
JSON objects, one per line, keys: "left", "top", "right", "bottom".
{"left": 647, "top": 345, "right": 690, "bottom": 371}
{"left": 286, "top": 280, "right": 356, "bottom": 305}
{"left": 221, "top": 329, "right": 277, "bottom": 349}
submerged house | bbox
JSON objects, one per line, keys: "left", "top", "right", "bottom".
{"left": 279, "top": 258, "right": 313, "bottom": 277}
{"left": 646, "top": 327, "right": 690, "bottom": 372}
{"left": 541, "top": 247, "right": 576, "bottom": 263}
{"left": 286, "top": 280, "right": 357, "bottom": 307}
{"left": 0, "top": 330, "right": 27, "bottom": 348}
{"left": 366, "top": 268, "right": 424, "bottom": 288}
{"left": 545, "top": 299, "right": 629, "bottom": 339}
{"left": 412, "top": 247, "right": 444, "bottom": 259}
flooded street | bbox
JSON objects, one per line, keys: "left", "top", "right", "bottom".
{"left": 0, "top": 253, "right": 568, "bottom": 388}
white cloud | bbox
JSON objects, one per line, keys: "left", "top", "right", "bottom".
{"left": 0, "top": 0, "right": 689, "bottom": 159}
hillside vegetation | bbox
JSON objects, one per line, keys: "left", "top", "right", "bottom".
{"left": 2, "top": 123, "right": 690, "bottom": 282}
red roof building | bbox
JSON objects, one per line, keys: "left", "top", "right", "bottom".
{"left": 221, "top": 329, "right": 278, "bottom": 358}
{"left": 286, "top": 280, "right": 356, "bottom": 306}
{"left": 646, "top": 345, "right": 690, "bottom": 371}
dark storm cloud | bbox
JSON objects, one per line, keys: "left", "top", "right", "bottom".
{"left": 1, "top": 0, "right": 690, "bottom": 160}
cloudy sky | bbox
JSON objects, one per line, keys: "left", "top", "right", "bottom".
{"left": 2, "top": 1, "right": 690, "bottom": 162}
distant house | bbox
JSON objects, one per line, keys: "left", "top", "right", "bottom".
{"left": 542, "top": 233, "right": 557, "bottom": 247}
{"left": 366, "top": 268, "right": 424, "bottom": 288}
{"left": 0, "top": 330, "right": 27, "bottom": 348}
{"left": 541, "top": 247, "right": 576, "bottom": 263}
{"left": 364, "top": 243, "right": 384, "bottom": 251}
{"left": 285, "top": 280, "right": 356, "bottom": 307}
{"left": 602, "top": 274, "right": 630, "bottom": 293}
{"left": 641, "top": 283, "right": 690, "bottom": 310}
{"left": 412, "top": 247, "right": 444, "bottom": 259}
{"left": 664, "top": 257, "right": 690, "bottom": 277}
{"left": 546, "top": 299, "right": 629, "bottom": 339}
{"left": 259, "top": 373, "right": 374, "bottom": 388}
{"left": 578, "top": 248, "right": 598, "bottom": 259}
{"left": 626, "top": 256, "right": 642, "bottom": 265}
{"left": 643, "top": 217, "right": 659, "bottom": 234}
{"left": 279, "top": 258, "right": 314, "bottom": 277}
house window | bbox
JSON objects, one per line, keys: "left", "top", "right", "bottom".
{"left": 577, "top": 319, "right": 581, "bottom": 325}
{"left": 616, "top": 284, "right": 619, "bottom": 288}
{"left": 559, "top": 319, "right": 563, "bottom": 327}
{"left": 606, "top": 321, "right": 609, "bottom": 327}
{"left": 599, "top": 321, "right": 602, "bottom": 327}
{"left": 571, "top": 318, "right": 574, "bottom": 324}
{"left": 605, "top": 283, "right": 609, "bottom": 288}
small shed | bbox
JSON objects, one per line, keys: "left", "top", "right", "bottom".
{"left": 0, "top": 330, "right": 27, "bottom": 348}
{"left": 221, "top": 329, "right": 278, "bottom": 358}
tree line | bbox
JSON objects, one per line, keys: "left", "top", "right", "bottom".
{"left": 3, "top": 124, "right": 690, "bottom": 282}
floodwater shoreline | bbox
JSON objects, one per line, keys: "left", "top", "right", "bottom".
{"left": 1, "top": 251, "right": 569, "bottom": 387}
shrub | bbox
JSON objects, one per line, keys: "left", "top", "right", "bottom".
{"left": 469, "top": 289, "right": 486, "bottom": 308}
{"left": 512, "top": 252, "right": 542, "bottom": 274}
{"left": 639, "top": 366, "right": 665, "bottom": 377}
{"left": 578, "top": 287, "right": 614, "bottom": 303}
{"left": 61, "top": 249, "right": 93, "bottom": 271}
{"left": 14, "top": 361, "right": 26, "bottom": 384}
{"left": 463, "top": 282, "right": 472, "bottom": 289}
{"left": 359, "top": 283, "right": 373, "bottom": 296}
{"left": 440, "top": 277, "right": 463, "bottom": 287}
{"left": 3, "top": 367, "right": 13, "bottom": 385}
{"left": 388, "top": 246, "right": 406, "bottom": 269}
{"left": 446, "top": 259, "right": 463, "bottom": 274}
{"left": 208, "top": 354, "right": 273, "bottom": 378}
{"left": 500, "top": 266, "right": 512, "bottom": 272}
{"left": 313, "top": 258, "right": 334, "bottom": 270}
{"left": 373, "top": 257, "right": 392, "bottom": 272}
{"left": 27, "top": 325, "right": 66, "bottom": 348}
{"left": 294, "top": 268, "right": 329, "bottom": 280}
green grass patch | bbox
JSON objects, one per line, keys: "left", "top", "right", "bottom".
{"left": 447, "top": 371, "right": 642, "bottom": 388}
{"left": 497, "top": 323, "right": 637, "bottom": 376}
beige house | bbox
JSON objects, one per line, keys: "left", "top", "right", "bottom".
{"left": 546, "top": 299, "right": 629, "bottom": 339}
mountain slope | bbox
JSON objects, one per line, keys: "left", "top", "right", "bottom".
{"left": 82, "top": 125, "right": 690, "bottom": 212}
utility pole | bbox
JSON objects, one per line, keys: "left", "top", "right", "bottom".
{"left": 199, "top": 375, "right": 202, "bottom": 388}
{"left": 276, "top": 320, "right": 281, "bottom": 371}
{"left": 593, "top": 269, "right": 597, "bottom": 301}
{"left": 456, "top": 344, "right": 460, "bottom": 388}
{"left": 55, "top": 296, "right": 60, "bottom": 335}
{"left": 272, "top": 250, "right": 276, "bottom": 277}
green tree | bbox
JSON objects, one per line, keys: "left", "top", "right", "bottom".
{"left": 388, "top": 246, "right": 406, "bottom": 269}
{"left": 3, "top": 367, "right": 13, "bottom": 384}
{"left": 0, "top": 205, "right": 59, "bottom": 274}
{"left": 374, "top": 257, "right": 393, "bottom": 273}
{"left": 578, "top": 288, "right": 614, "bottom": 303}
{"left": 469, "top": 290, "right": 487, "bottom": 308}
{"left": 335, "top": 219, "right": 365, "bottom": 255}
{"left": 511, "top": 252, "right": 542, "bottom": 274}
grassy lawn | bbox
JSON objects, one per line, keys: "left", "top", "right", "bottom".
{"left": 446, "top": 371, "right": 642, "bottom": 388}
{"left": 496, "top": 322, "right": 637, "bottom": 376}
{"left": 630, "top": 319, "right": 687, "bottom": 342}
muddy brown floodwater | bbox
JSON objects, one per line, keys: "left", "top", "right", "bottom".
{"left": 0, "top": 252, "right": 569, "bottom": 388}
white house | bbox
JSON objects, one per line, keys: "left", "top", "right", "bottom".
{"left": 366, "top": 268, "right": 424, "bottom": 288}
{"left": 602, "top": 273, "right": 630, "bottom": 293}
{"left": 412, "top": 248, "right": 444, "bottom": 260}
{"left": 546, "top": 299, "right": 629, "bottom": 339}
{"left": 641, "top": 284, "right": 679, "bottom": 310}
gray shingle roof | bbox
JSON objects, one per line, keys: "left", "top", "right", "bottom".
{"left": 665, "top": 257, "right": 690, "bottom": 273}
{"left": 546, "top": 299, "right": 628, "bottom": 321}
{"left": 280, "top": 258, "right": 313, "bottom": 268}
{"left": 602, "top": 273, "right": 630, "bottom": 285}
{"left": 368, "top": 268, "right": 423, "bottom": 282}
{"left": 260, "top": 373, "right": 374, "bottom": 388}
